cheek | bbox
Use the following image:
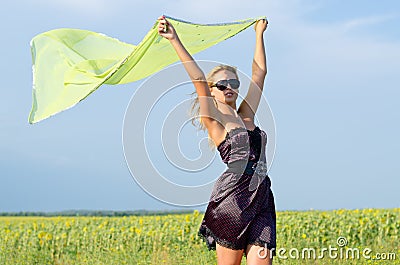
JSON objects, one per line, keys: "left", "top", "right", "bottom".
{"left": 210, "top": 90, "right": 221, "bottom": 98}
{"left": 216, "top": 92, "right": 225, "bottom": 99}
{"left": 209, "top": 88, "right": 215, "bottom": 97}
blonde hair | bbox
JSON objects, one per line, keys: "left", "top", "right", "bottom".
{"left": 189, "top": 65, "right": 239, "bottom": 146}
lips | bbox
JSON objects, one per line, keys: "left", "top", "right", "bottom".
{"left": 224, "top": 90, "right": 234, "bottom": 97}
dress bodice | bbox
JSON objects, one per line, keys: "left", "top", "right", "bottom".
{"left": 217, "top": 126, "right": 267, "bottom": 165}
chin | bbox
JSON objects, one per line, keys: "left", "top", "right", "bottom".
{"left": 224, "top": 96, "right": 237, "bottom": 103}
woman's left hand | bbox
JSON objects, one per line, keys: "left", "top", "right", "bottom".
{"left": 254, "top": 18, "right": 268, "bottom": 33}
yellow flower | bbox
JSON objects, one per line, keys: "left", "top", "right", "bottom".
{"left": 45, "top": 233, "right": 53, "bottom": 241}
{"left": 193, "top": 210, "right": 200, "bottom": 218}
{"left": 38, "top": 231, "right": 46, "bottom": 239}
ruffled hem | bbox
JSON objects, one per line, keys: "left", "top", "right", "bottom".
{"left": 248, "top": 240, "right": 276, "bottom": 249}
{"left": 198, "top": 225, "right": 276, "bottom": 252}
{"left": 198, "top": 225, "right": 244, "bottom": 251}
{"left": 247, "top": 240, "right": 277, "bottom": 257}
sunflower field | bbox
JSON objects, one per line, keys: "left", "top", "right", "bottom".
{"left": 0, "top": 208, "right": 399, "bottom": 264}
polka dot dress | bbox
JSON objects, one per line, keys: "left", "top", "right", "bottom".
{"left": 198, "top": 126, "right": 276, "bottom": 251}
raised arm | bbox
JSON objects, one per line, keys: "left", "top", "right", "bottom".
{"left": 157, "top": 16, "right": 220, "bottom": 129}
{"left": 238, "top": 19, "right": 268, "bottom": 121}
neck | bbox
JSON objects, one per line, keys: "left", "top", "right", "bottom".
{"left": 228, "top": 102, "right": 237, "bottom": 112}
{"left": 215, "top": 98, "right": 237, "bottom": 112}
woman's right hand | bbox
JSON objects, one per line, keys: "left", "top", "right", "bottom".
{"left": 157, "top": 15, "right": 177, "bottom": 40}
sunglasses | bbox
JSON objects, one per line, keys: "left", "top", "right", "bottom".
{"left": 211, "top": 79, "right": 240, "bottom": 91}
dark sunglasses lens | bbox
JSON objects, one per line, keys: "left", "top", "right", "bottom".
{"left": 215, "top": 79, "right": 240, "bottom": 91}
{"left": 229, "top": 79, "right": 240, "bottom": 89}
{"left": 216, "top": 82, "right": 228, "bottom": 91}
{"left": 216, "top": 85, "right": 227, "bottom": 91}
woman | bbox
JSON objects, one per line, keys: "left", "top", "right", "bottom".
{"left": 157, "top": 16, "right": 276, "bottom": 265}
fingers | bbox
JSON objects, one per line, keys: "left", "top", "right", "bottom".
{"left": 157, "top": 15, "right": 169, "bottom": 26}
{"left": 257, "top": 18, "right": 268, "bottom": 26}
{"left": 158, "top": 21, "right": 166, "bottom": 29}
{"left": 158, "top": 25, "right": 166, "bottom": 33}
{"left": 254, "top": 18, "right": 268, "bottom": 31}
{"left": 157, "top": 15, "right": 170, "bottom": 33}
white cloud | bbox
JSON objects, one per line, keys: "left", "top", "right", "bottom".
{"left": 341, "top": 14, "right": 399, "bottom": 32}
{"left": 252, "top": 4, "right": 400, "bottom": 86}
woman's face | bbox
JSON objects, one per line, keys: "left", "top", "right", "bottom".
{"left": 209, "top": 70, "right": 239, "bottom": 106}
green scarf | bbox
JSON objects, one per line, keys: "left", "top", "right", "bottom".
{"left": 29, "top": 15, "right": 265, "bottom": 123}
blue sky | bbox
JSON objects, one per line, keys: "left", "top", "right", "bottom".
{"left": 1, "top": 0, "right": 399, "bottom": 212}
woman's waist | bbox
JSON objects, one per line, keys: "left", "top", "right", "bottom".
{"left": 225, "top": 160, "right": 268, "bottom": 176}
